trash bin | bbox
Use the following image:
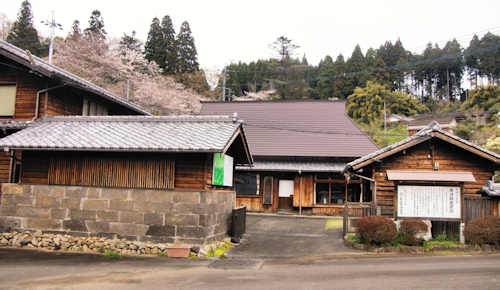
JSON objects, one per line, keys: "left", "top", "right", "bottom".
{"left": 231, "top": 206, "right": 246, "bottom": 243}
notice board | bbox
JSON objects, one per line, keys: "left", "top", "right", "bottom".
{"left": 397, "top": 185, "right": 461, "bottom": 219}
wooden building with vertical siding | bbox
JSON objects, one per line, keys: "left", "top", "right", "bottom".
{"left": 0, "top": 39, "right": 150, "bottom": 187}
{"left": 344, "top": 122, "right": 500, "bottom": 227}
{"left": 0, "top": 115, "right": 252, "bottom": 244}
{"left": 201, "top": 100, "right": 378, "bottom": 215}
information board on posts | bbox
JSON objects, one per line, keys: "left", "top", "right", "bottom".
{"left": 397, "top": 185, "right": 461, "bottom": 219}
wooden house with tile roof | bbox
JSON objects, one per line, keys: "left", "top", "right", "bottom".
{"left": 201, "top": 100, "right": 378, "bottom": 215}
{"left": 0, "top": 39, "right": 150, "bottom": 187}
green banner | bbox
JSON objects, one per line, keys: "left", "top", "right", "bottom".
{"left": 212, "top": 153, "right": 225, "bottom": 186}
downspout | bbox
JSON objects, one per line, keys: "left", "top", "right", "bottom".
{"left": 32, "top": 85, "right": 65, "bottom": 121}
{"left": 4, "top": 148, "right": 14, "bottom": 183}
{"left": 298, "top": 169, "right": 302, "bottom": 216}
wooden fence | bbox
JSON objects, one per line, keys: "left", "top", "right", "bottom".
{"left": 464, "top": 196, "right": 496, "bottom": 223}
{"left": 342, "top": 203, "right": 376, "bottom": 236}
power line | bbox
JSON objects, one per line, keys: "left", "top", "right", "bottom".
{"left": 211, "top": 43, "right": 500, "bottom": 89}
{"left": 244, "top": 123, "right": 409, "bottom": 137}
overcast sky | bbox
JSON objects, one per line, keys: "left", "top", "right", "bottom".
{"left": 3, "top": 0, "right": 500, "bottom": 72}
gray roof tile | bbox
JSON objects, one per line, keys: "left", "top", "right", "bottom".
{"left": 0, "top": 115, "right": 244, "bottom": 153}
{"left": 237, "top": 160, "right": 345, "bottom": 172}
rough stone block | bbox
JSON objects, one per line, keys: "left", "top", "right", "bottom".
{"left": 101, "top": 188, "right": 129, "bottom": 200}
{"left": 165, "top": 214, "right": 198, "bottom": 226}
{"left": 141, "top": 236, "right": 175, "bottom": 244}
{"left": 174, "top": 237, "right": 206, "bottom": 246}
{"left": 25, "top": 218, "right": 61, "bottom": 230}
{"left": 2, "top": 195, "right": 33, "bottom": 206}
{"left": 63, "top": 220, "right": 87, "bottom": 232}
{"left": 130, "top": 189, "right": 147, "bottom": 201}
{"left": 200, "top": 191, "right": 218, "bottom": 204}
{"left": 85, "top": 187, "right": 101, "bottom": 199}
{"left": 82, "top": 199, "right": 108, "bottom": 211}
{"left": 146, "top": 225, "right": 175, "bottom": 236}
{"left": 50, "top": 208, "right": 67, "bottom": 219}
{"left": 109, "top": 223, "right": 148, "bottom": 236}
{"left": 144, "top": 213, "right": 164, "bottom": 225}
{"left": 173, "top": 203, "right": 210, "bottom": 215}
{"left": 177, "top": 226, "right": 208, "bottom": 239}
{"left": 119, "top": 211, "right": 143, "bottom": 224}
{"left": 109, "top": 200, "right": 133, "bottom": 211}
{"left": 35, "top": 196, "right": 59, "bottom": 208}
{"left": 172, "top": 191, "right": 200, "bottom": 203}
{"left": 16, "top": 206, "right": 50, "bottom": 218}
{"left": 97, "top": 210, "right": 119, "bottom": 222}
{"left": 199, "top": 214, "right": 217, "bottom": 227}
{"left": 1, "top": 184, "right": 24, "bottom": 195}
{"left": 0, "top": 217, "right": 23, "bottom": 231}
{"left": 48, "top": 186, "right": 65, "bottom": 198}
{"left": 32, "top": 185, "right": 50, "bottom": 196}
{"left": 65, "top": 186, "right": 86, "bottom": 199}
{"left": 85, "top": 221, "right": 110, "bottom": 233}
{"left": 215, "top": 222, "right": 230, "bottom": 235}
{"left": 22, "top": 185, "right": 33, "bottom": 194}
{"left": 70, "top": 209, "right": 96, "bottom": 220}
{"left": 62, "top": 198, "right": 81, "bottom": 210}
{"left": 133, "top": 201, "right": 171, "bottom": 213}
{"left": 0, "top": 205, "right": 17, "bottom": 216}
{"left": 145, "top": 190, "right": 172, "bottom": 202}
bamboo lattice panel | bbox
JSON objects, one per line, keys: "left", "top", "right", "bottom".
{"left": 48, "top": 157, "right": 174, "bottom": 189}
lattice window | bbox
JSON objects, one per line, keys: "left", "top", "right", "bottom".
{"left": 48, "top": 157, "right": 175, "bottom": 189}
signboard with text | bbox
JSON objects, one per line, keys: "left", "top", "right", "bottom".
{"left": 397, "top": 185, "right": 461, "bottom": 219}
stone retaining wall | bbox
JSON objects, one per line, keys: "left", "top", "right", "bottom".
{"left": 0, "top": 184, "right": 235, "bottom": 245}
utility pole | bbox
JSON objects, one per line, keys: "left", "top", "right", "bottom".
{"left": 42, "top": 11, "right": 62, "bottom": 64}
{"left": 221, "top": 68, "right": 227, "bottom": 101}
{"left": 384, "top": 101, "right": 387, "bottom": 137}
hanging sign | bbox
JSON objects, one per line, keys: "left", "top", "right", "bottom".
{"left": 397, "top": 185, "right": 461, "bottom": 219}
{"left": 212, "top": 153, "right": 234, "bottom": 187}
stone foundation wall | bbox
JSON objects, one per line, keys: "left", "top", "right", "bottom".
{"left": 0, "top": 184, "right": 235, "bottom": 245}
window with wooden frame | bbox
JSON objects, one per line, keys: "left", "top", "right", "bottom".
{"left": 0, "top": 84, "right": 16, "bottom": 116}
{"left": 235, "top": 172, "right": 260, "bottom": 195}
{"left": 314, "top": 174, "right": 363, "bottom": 205}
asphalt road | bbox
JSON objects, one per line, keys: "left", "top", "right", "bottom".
{"left": 1, "top": 248, "right": 499, "bottom": 289}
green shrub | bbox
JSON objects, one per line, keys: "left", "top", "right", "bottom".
{"left": 464, "top": 216, "right": 500, "bottom": 246}
{"left": 356, "top": 216, "right": 397, "bottom": 245}
{"left": 400, "top": 219, "right": 428, "bottom": 246}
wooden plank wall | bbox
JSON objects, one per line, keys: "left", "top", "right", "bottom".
{"left": 373, "top": 139, "right": 496, "bottom": 216}
{"left": 292, "top": 175, "right": 314, "bottom": 207}
{"left": 48, "top": 157, "right": 175, "bottom": 190}
{"left": 21, "top": 151, "right": 214, "bottom": 190}
{"left": 235, "top": 174, "right": 280, "bottom": 212}
{"left": 0, "top": 154, "right": 10, "bottom": 185}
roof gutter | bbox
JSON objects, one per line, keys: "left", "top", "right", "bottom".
{"left": 32, "top": 84, "right": 66, "bottom": 121}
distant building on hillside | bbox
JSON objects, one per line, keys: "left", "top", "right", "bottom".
{"left": 407, "top": 112, "right": 489, "bottom": 136}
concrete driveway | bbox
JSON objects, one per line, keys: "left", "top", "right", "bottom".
{"left": 227, "top": 214, "right": 356, "bottom": 259}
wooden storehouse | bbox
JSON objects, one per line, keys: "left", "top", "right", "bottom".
{"left": 0, "top": 115, "right": 252, "bottom": 244}
{"left": 201, "top": 100, "right": 378, "bottom": 215}
{"left": 0, "top": 39, "right": 150, "bottom": 187}
{"left": 344, "top": 122, "right": 500, "bottom": 228}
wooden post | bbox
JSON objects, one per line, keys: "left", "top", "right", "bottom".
{"left": 343, "top": 202, "right": 348, "bottom": 236}
{"left": 299, "top": 170, "right": 302, "bottom": 215}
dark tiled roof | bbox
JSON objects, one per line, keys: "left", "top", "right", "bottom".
{"left": 0, "top": 115, "right": 246, "bottom": 154}
{"left": 346, "top": 121, "right": 500, "bottom": 171}
{"left": 236, "top": 160, "right": 345, "bottom": 172}
{"left": 200, "top": 100, "right": 378, "bottom": 158}
{"left": 408, "top": 112, "right": 465, "bottom": 127}
{"left": 0, "top": 39, "right": 150, "bottom": 116}
{"left": 0, "top": 120, "right": 30, "bottom": 130}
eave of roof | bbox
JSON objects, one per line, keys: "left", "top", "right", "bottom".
{"left": 0, "top": 116, "right": 252, "bottom": 165}
{"left": 236, "top": 160, "right": 345, "bottom": 172}
{"left": 0, "top": 40, "right": 151, "bottom": 116}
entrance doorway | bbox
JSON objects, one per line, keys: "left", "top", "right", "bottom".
{"left": 278, "top": 179, "right": 294, "bottom": 209}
